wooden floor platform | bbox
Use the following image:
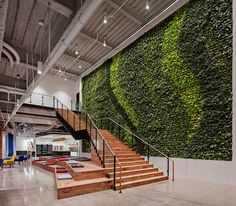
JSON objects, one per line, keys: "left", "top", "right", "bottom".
{"left": 33, "top": 156, "right": 112, "bottom": 199}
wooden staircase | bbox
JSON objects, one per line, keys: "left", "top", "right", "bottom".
{"left": 55, "top": 108, "right": 168, "bottom": 191}
{"left": 100, "top": 130, "right": 168, "bottom": 190}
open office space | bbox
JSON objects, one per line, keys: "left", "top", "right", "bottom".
{"left": 0, "top": 0, "right": 235, "bottom": 205}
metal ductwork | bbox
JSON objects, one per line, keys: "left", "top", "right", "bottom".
{"left": 0, "top": 85, "right": 25, "bottom": 95}
{"left": 4, "top": 0, "right": 104, "bottom": 128}
{"left": 2, "top": 48, "right": 13, "bottom": 68}
{"left": 3, "top": 41, "right": 20, "bottom": 64}
{"left": 0, "top": 0, "right": 9, "bottom": 60}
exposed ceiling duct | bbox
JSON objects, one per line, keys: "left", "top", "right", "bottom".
{"left": 2, "top": 41, "right": 20, "bottom": 64}
{"left": 0, "top": 85, "right": 25, "bottom": 95}
{"left": 2, "top": 48, "right": 13, "bottom": 68}
{"left": 0, "top": 0, "right": 9, "bottom": 60}
{"left": 4, "top": 0, "right": 104, "bottom": 128}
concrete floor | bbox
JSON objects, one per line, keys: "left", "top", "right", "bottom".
{"left": 0, "top": 164, "right": 236, "bottom": 206}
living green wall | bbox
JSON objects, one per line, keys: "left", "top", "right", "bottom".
{"left": 82, "top": 0, "right": 232, "bottom": 160}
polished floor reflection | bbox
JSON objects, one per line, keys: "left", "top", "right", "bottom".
{"left": 0, "top": 164, "right": 236, "bottom": 206}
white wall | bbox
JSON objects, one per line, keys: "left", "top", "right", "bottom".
{"left": 35, "top": 135, "right": 77, "bottom": 151}
{"left": 33, "top": 74, "right": 77, "bottom": 108}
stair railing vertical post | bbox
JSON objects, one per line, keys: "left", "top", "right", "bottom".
{"left": 79, "top": 114, "right": 81, "bottom": 130}
{"left": 30, "top": 95, "right": 32, "bottom": 104}
{"left": 131, "top": 134, "right": 134, "bottom": 149}
{"left": 167, "top": 157, "right": 170, "bottom": 177}
{"left": 172, "top": 161, "right": 175, "bottom": 181}
{"left": 53, "top": 96, "right": 55, "bottom": 108}
{"left": 86, "top": 113, "right": 88, "bottom": 130}
{"left": 67, "top": 108, "right": 69, "bottom": 122}
{"left": 73, "top": 114, "right": 75, "bottom": 130}
{"left": 113, "top": 155, "right": 116, "bottom": 190}
{"left": 90, "top": 119, "right": 92, "bottom": 136}
{"left": 41, "top": 94, "right": 44, "bottom": 106}
{"left": 95, "top": 130, "right": 98, "bottom": 148}
{"left": 101, "top": 119, "right": 103, "bottom": 129}
{"left": 118, "top": 124, "right": 120, "bottom": 139}
{"left": 147, "top": 145, "right": 150, "bottom": 162}
{"left": 56, "top": 99, "right": 58, "bottom": 109}
{"left": 108, "top": 119, "right": 110, "bottom": 131}
{"left": 103, "top": 140, "right": 105, "bottom": 168}
{"left": 62, "top": 104, "right": 64, "bottom": 117}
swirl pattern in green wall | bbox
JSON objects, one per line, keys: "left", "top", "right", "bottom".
{"left": 82, "top": 0, "right": 232, "bottom": 160}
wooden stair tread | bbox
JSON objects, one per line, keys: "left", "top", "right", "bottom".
{"left": 108, "top": 167, "right": 158, "bottom": 176}
{"left": 115, "top": 175, "right": 168, "bottom": 189}
{"left": 115, "top": 171, "right": 163, "bottom": 180}
{"left": 106, "top": 164, "right": 153, "bottom": 169}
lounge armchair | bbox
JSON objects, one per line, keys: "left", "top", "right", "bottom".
{"left": 3, "top": 154, "right": 16, "bottom": 167}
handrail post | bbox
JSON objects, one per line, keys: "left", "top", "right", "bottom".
{"left": 101, "top": 119, "right": 103, "bottom": 129}
{"left": 67, "top": 108, "right": 69, "bottom": 122}
{"left": 73, "top": 114, "right": 75, "bottom": 130}
{"left": 167, "top": 157, "right": 170, "bottom": 177}
{"left": 42, "top": 94, "right": 44, "bottom": 106}
{"left": 62, "top": 104, "right": 64, "bottom": 117}
{"left": 172, "top": 161, "right": 175, "bottom": 181}
{"left": 90, "top": 119, "right": 92, "bottom": 136}
{"left": 131, "top": 134, "right": 134, "bottom": 149}
{"left": 53, "top": 96, "right": 55, "bottom": 108}
{"left": 95, "top": 130, "right": 98, "bottom": 148}
{"left": 103, "top": 140, "right": 105, "bottom": 168}
{"left": 147, "top": 145, "right": 150, "bottom": 162}
{"left": 118, "top": 125, "right": 120, "bottom": 139}
{"left": 113, "top": 156, "right": 116, "bottom": 190}
{"left": 86, "top": 113, "right": 88, "bottom": 130}
{"left": 56, "top": 99, "right": 58, "bottom": 109}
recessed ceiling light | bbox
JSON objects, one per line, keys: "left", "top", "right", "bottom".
{"left": 79, "top": 64, "right": 82, "bottom": 69}
{"left": 75, "top": 49, "right": 79, "bottom": 55}
{"left": 64, "top": 77, "right": 67, "bottom": 81}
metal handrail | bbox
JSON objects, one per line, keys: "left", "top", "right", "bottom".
{"left": 91, "top": 116, "right": 175, "bottom": 181}
{"left": 74, "top": 104, "right": 122, "bottom": 191}
{"left": 27, "top": 93, "right": 123, "bottom": 190}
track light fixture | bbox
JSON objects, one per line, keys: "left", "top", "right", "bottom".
{"left": 38, "top": 20, "right": 44, "bottom": 27}
{"left": 146, "top": 0, "right": 150, "bottom": 10}
{"left": 103, "top": 12, "right": 108, "bottom": 24}
{"left": 37, "top": 61, "right": 43, "bottom": 74}
{"left": 103, "top": 36, "right": 107, "bottom": 47}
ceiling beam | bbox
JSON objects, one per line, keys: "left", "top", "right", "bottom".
{"left": 105, "top": 0, "right": 145, "bottom": 25}
{"left": 63, "top": 52, "right": 93, "bottom": 65}
{"left": 81, "top": 0, "right": 190, "bottom": 78}
{"left": 80, "top": 30, "right": 115, "bottom": 49}
{"left": 37, "top": 0, "right": 73, "bottom": 18}
{"left": 3, "top": 0, "right": 104, "bottom": 128}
